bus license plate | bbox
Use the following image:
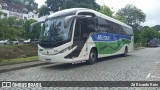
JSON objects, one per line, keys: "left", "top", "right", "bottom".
{"left": 46, "top": 59, "right": 51, "bottom": 62}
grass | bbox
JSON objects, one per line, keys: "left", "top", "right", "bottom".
{"left": 0, "top": 56, "right": 38, "bottom": 65}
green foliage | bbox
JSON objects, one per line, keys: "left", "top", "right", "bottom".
{"left": 113, "top": 15, "right": 125, "bottom": 23}
{"left": 115, "top": 4, "right": 146, "bottom": 46}
{"left": 0, "top": 44, "right": 38, "bottom": 60}
{"left": 140, "top": 27, "right": 160, "bottom": 46}
{"left": 23, "top": 19, "right": 41, "bottom": 40}
{"left": 152, "top": 25, "right": 160, "bottom": 32}
{"left": 0, "top": 17, "right": 22, "bottom": 39}
{"left": 45, "top": 0, "right": 100, "bottom": 11}
{"left": 115, "top": 4, "right": 146, "bottom": 27}
{"left": 0, "top": 56, "right": 38, "bottom": 65}
{"left": 38, "top": 5, "right": 50, "bottom": 17}
{"left": 0, "top": 11, "right": 3, "bottom": 17}
{"left": 97, "top": 5, "right": 113, "bottom": 17}
{"left": 45, "top": 0, "right": 64, "bottom": 12}
{"left": 63, "top": 0, "right": 100, "bottom": 10}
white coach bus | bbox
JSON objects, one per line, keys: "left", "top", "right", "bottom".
{"left": 31, "top": 8, "right": 134, "bottom": 64}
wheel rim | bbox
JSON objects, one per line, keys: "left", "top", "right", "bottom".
{"left": 90, "top": 53, "right": 96, "bottom": 61}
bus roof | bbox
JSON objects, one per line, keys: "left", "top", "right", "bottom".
{"left": 47, "top": 8, "right": 87, "bottom": 18}
{"left": 47, "top": 8, "right": 132, "bottom": 29}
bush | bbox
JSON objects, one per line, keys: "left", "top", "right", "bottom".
{"left": 0, "top": 44, "right": 37, "bottom": 60}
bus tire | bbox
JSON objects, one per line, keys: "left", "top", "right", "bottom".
{"left": 87, "top": 49, "right": 97, "bottom": 65}
{"left": 122, "top": 47, "right": 128, "bottom": 57}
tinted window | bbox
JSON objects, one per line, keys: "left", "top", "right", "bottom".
{"left": 74, "top": 20, "right": 83, "bottom": 40}
{"left": 97, "top": 17, "right": 110, "bottom": 32}
{"left": 78, "top": 12, "right": 95, "bottom": 17}
{"left": 77, "top": 12, "right": 97, "bottom": 35}
{"left": 121, "top": 26, "right": 133, "bottom": 36}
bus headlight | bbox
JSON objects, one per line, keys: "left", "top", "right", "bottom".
{"left": 55, "top": 46, "right": 72, "bottom": 55}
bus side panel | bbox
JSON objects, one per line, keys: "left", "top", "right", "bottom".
{"left": 77, "top": 36, "right": 96, "bottom": 60}
{"left": 91, "top": 33, "right": 132, "bottom": 55}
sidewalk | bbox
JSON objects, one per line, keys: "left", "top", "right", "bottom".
{"left": 0, "top": 61, "right": 51, "bottom": 73}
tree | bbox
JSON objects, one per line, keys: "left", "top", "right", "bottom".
{"left": 24, "top": 0, "right": 38, "bottom": 10}
{"left": 62, "top": 0, "right": 100, "bottom": 10}
{"left": 0, "top": 11, "right": 3, "bottom": 17}
{"left": 45, "top": 0, "right": 65, "bottom": 12}
{"left": 23, "top": 19, "right": 41, "bottom": 40}
{"left": 5, "top": 17, "right": 17, "bottom": 27}
{"left": 0, "top": 18, "right": 21, "bottom": 39}
{"left": 98, "top": 5, "right": 113, "bottom": 17}
{"left": 115, "top": 4, "right": 146, "bottom": 27}
{"left": 115, "top": 4, "right": 146, "bottom": 44}
{"left": 38, "top": 5, "right": 50, "bottom": 17}
{"left": 140, "top": 27, "right": 160, "bottom": 46}
{"left": 45, "top": 0, "right": 100, "bottom": 12}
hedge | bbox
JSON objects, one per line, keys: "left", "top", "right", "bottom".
{"left": 0, "top": 44, "right": 38, "bottom": 60}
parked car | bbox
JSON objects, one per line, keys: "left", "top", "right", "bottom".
{"left": 148, "top": 38, "right": 159, "bottom": 47}
{"left": 23, "top": 39, "right": 31, "bottom": 44}
{"left": 32, "top": 39, "right": 39, "bottom": 44}
{"left": 12, "top": 39, "right": 19, "bottom": 44}
{"left": 0, "top": 39, "right": 10, "bottom": 45}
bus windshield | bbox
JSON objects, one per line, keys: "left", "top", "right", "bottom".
{"left": 39, "top": 16, "right": 73, "bottom": 48}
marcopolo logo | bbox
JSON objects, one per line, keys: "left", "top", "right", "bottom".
{"left": 2, "top": 82, "right": 12, "bottom": 88}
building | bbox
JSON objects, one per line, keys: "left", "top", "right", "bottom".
{"left": 0, "top": 0, "right": 38, "bottom": 20}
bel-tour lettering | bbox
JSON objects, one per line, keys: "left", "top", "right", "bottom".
{"left": 97, "top": 35, "right": 110, "bottom": 41}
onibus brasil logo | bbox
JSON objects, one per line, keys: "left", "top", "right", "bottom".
{"left": 1, "top": 82, "right": 42, "bottom": 88}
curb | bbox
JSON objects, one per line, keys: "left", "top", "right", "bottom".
{"left": 135, "top": 47, "right": 145, "bottom": 50}
{"left": 0, "top": 60, "right": 39, "bottom": 66}
{"left": 0, "top": 61, "right": 51, "bottom": 73}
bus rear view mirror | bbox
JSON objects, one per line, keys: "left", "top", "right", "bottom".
{"left": 64, "top": 15, "right": 92, "bottom": 28}
{"left": 30, "top": 21, "right": 45, "bottom": 32}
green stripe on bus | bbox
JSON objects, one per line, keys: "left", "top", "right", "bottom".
{"left": 95, "top": 39, "right": 131, "bottom": 54}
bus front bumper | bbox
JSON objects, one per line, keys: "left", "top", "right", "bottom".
{"left": 38, "top": 53, "right": 73, "bottom": 63}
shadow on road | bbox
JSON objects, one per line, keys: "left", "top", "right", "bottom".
{"left": 42, "top": 54, "right": 132, "bottom": 70}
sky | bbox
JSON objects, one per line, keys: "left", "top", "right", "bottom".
{"left": 35, "top": 0, "right": 160, "bottom": 27}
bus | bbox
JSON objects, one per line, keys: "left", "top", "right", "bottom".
{"left": 30, "top": 8, "right": 134, "bottom": 64}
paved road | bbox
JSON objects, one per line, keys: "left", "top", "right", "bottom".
{"left": 0, "top": 47, "right": 160, "bottom": 89}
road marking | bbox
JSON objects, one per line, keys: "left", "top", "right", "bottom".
{"left": 145, "top": 62, "right": 160, "bottom": 80}
{"left": 151, "top": 76, "right": 160, "bottom": 78}
{"left": 146, "top": 73, "right": 151, "bottom": 79}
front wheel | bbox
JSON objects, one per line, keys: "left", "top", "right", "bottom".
{"left": 86, "top": 49, "right": 97, "bottom": 65}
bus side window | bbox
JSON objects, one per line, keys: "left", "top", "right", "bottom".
{"left": 97, "top": 17, "right": 110, "bottom": 33}
{"left": 85, "top": 18, "right": 97, "bottom": 33}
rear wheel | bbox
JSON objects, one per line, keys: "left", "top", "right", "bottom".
{"left": 122, "top": 47, "right": 128, "bottom": 57}
{"left": 86, "top": 49, "right": 97, "bottom": 65}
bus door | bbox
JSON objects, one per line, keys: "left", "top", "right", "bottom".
{"left": 67, "top": 19, "right": 87, "bottom": 58}
{"left": 73, "top": 19, "right": 87, "bottom": 58}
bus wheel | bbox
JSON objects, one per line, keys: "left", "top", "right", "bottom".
{"left": 122, "top": 47, "right": 128, "bottom": 57}
{"left": 87, "top": 49, "right": 97, "bottom": 65}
